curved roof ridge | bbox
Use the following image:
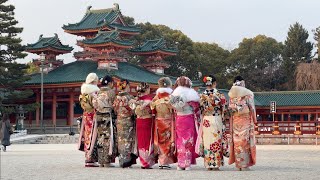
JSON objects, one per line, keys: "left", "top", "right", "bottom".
{"left": 254, "top": 90, "right": 320, "bottom": 94}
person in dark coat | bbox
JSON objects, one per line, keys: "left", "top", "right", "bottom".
{"left": 1, "top": 114, "right": 12, "bottom": 152}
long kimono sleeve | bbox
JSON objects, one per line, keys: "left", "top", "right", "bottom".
{"left": 92, "top": 93, "right": 99, "bottom": 110}
{"left": 248, "top": 95, "right": 257, "bottom": 124}
{"left": 150, "top": 95, "right": 158, "bottom": 116}
{"left": 113, "top": 97, "right": 120, "bottom": 115}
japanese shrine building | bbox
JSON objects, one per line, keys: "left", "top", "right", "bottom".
{"left": 18, "top": 4, "right": 320, "bottom": 136}
{"left": 22, "top": 4, "right": 201, "bottom": 128}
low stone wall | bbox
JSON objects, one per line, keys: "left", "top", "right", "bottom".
{"left": 256, "top": 134, "right": 320, "bottom": 145}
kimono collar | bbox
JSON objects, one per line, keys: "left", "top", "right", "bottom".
{"left": 118, "top": 91, "right": 129, "bottom": 96}
{"left": 139, "top": 94, "right": 154, "bottom": 101}
{"left": 157, "top": 92, "right": 170, "bottom": 99}
{"left": 100, "top": 86, "right": 112, "bottom": 92}
{"left": 204, "top": 88, "right": 218, "bottom": 94}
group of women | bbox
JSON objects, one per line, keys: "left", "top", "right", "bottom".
{"left": 78, "top": 72, "right": 256, "bottom": 171}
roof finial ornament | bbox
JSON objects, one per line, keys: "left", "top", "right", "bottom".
{"left": 113, "top": 3, "right": 119, "bottom": 11}
{"left": 39, "top": 34, "right": 43, "bottom": 40}
{"left": 86, "top": 6, "right": 92, "bottom": 12}
{"left": 54, "top": 33, "right": 58, "bottom": 38}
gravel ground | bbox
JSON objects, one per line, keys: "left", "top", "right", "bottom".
{"left": 1, "top": 144, "right": 320, "bottom": 180}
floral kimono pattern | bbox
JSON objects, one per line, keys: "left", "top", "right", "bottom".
{"left": 79, "top": 89, "right": 99, "bottom": 165}
{"left": 113, "top": 91, "right": 137, "bottom": 168}
{"left": 170, "top": 87, "right": 200, "bottom": 169}
{"left": 150, "top": 93, "right": 176, "bottom": 165}
{"left": 133, "top": 94, "right": 156, "bottom": 168}
{"left": 92, "top": 87, "right": 117, "bottom": 165}
{"left": 196, "top": 88, "right": 229, "bottom": 168}
{"left": 228, "top": 90, "right": 256, "bottom": 168}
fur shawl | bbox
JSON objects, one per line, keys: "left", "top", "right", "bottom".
{"left": 172, "top": 86, "right": 200, "bottom": 102}
{"left": 228, "top": 85, "right": 253, "bottom": 98}
{"left": 156, "top": 87, "right": 173, "bottom": 95}
{"left": 81, "top": 83, "right": 100, "bottom": 94}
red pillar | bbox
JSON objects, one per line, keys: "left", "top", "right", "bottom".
{"left": 36, "top": 93, "right": 40, "bottom": 126}
{"left": 52, "top": 93, "right": 57, "bottom": 127}
{"left": 68, "top": 92, "right": 74, "bottom": 126}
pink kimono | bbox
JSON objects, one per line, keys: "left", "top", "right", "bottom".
{"left": 170, "top": 86, "right": 200, "bottom": 169}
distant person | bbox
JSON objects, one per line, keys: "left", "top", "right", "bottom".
{"left": 0, "top": 114, "right": 12, "bottom": 152}
{"left": 113, "top": 79, "right": 137, "bottom": 168}
{"left": 79, "top": 73, "right": 100, "bottom": 167}
{"left": 228, "top": 76, "right": 257, "bottom": 171}
{"left": 196, "top": 75, "right": 229, "bottom": 171}
{"left": 150, "top": 77, "right": 177, "bottom": 169}
{"left": 170, "top": 76, "right": 200, "bottom": 171}
{"left": 92, "top": 75, "right": 117, "bottom": 167}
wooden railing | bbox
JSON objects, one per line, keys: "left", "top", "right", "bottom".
{"left": 256, "top": 121, "right": 320, "bottom": 135}
{"left": 223, "top": 120, "right": 320, "bottom": 135}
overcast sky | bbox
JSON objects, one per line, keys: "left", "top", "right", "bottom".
{"left": 9, "top": 0, "right": 320, "bottom": 64}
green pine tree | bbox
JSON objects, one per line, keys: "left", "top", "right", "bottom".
{"left": 282, "top": 22, "right": 313, "bottom": 90}
{"left": 0, "top": 0, "right": 34, "bottom": 114}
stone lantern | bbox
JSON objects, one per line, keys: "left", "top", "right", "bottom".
{"left": 16, "top": 105, "right": 26, "bottom": 130}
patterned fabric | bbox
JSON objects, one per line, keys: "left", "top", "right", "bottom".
{"left": 78, "top": 84, "right": 99, "bottom": 165}
{"left": 81, "top": 112, "right": 98, "bottom": 163}
{"left": 169, "top": 87, "right": 200, "bottom": 169}
{"left": 201, "top": 116, "right": 229, "bottom": 168}
{"left": 135, "top": 94, "right": 155, "bottom": 168}
{"left": 200, "top": 88, "right": 227, "bottom": 117}
{"left": 136, "top": 118, "right": 155, "bottom": 168}
{"left": 228, "top": 94, "right": 256, "bottom": 168}
{"left": 175, "top": 114, "right": 197, "bottom": 168}
{"left": 113, "top": 91, "right": 137, "bottom": 168}
{"left": 93, "top": 87, "right": 117, "bottom": 165}
{"left": 196, "top": 88, "right": 229, "bottom": 168}
{"left": 134, "top": 94, "right": 153, "bottom": 119}
{"left": 93, "top": 87, "right": 115, "bottom": 113}
{"left": 151, "top": 93, "right": 176, "bottom": 165}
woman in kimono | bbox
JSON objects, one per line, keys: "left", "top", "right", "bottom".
{"left": 113, "top": 79, "right": 137, "bottom": 168}
{"left": 228, "top": 76, "right": 256, "bottom": 171}
{"left": 196, "top": 75, "right": 229, "bottom": 171}
{"left": 0, "top": 114, "right": 12, "bottom": 152}
{"left": 132, "top": 82, "right": 156, "bottom": 169}
{"left": 150, "top": 77, "right": 176, "bottom": 169}
{"left": 79, "top": 73, "right": 100, "bottom": 167}
{"left": 170, "top": 76, "right": 200, "bottom": 171}
{"left": 92, "top": 75, "right": 117, "bottom": 167}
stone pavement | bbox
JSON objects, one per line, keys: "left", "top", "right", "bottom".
{"left": 1, "top": 145, "right": 320, "bottom": 180}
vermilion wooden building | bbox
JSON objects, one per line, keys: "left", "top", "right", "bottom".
{"left": 22, "top": 4, "right": 201, "bottom": 131}
{"left": 20, "top": 4, "right": 320, "bottom": 136}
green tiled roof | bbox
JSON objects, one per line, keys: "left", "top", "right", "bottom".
{"left": 80, "top": 30, "right": 133, "bottom": 46}
{"left": 254, "top": 91, "right": 320, "bottom": 107}
{"left": 24, "top": 60, "right": 202, "bottom": 86}
{"left": 62, "top": 6, "right": 140, "bottom": 33}
{"left": 197, "top": 88, "right": 320, "bottom": 107}
{"left": 25, "top": 34, "right": 73, "bottom": 52}
{"left": 131, "top": 38, "right": 178, "bottom": 54}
